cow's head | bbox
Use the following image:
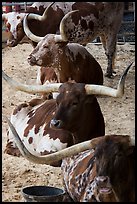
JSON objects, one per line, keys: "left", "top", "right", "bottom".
{"left": 50, "top": 82, "right": 96, "bottom": 132}
{"left": 2, "top": 12, "right": 26, "bottom": 47}
{"left": 94, "top": 135, "right": 135, "bottom": 201}
{"left": 27, "top": 34, "right": 64, "bottom": 67}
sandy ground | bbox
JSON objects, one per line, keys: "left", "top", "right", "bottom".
{"left": 2, "top": 42, "right": 135, "bottom": 202}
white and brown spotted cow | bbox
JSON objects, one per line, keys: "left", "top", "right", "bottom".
{"left": 23, "top": 2, "right": 124, "bottom": 78}
{"left": 2, "top": 2, "right": 74, "bottom": 47}
{"left": 61, "top": 135, "right": 135, "bottom": 202}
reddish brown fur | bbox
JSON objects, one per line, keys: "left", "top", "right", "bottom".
{"left": 61, "top": 2, "right": 124, "bottom": 77}
{"left": 50, "top": 82, "right": 105, "bottom": 143}
{"left": 61, "top": 135, "right": 135, "bottom": 202}
{"left": 28, "top": 34, "right": 103, "bottom": 85}
{"left": 5, "top": 82, "right": 105, "bottom": 165}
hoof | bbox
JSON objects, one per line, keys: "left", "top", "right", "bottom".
{"left": 104, "top": 72, "right": 114, "bottom": 78}
{"left": 105, "top": 70, "right": 116, "bottom": 78}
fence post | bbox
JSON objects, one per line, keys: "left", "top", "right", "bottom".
{"left": 15, "top": 5, "right": 21, "bottom": 12}
{"left": 5, "top": 2, "right": 12, "bottom": 12}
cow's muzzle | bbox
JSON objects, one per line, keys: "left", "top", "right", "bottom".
{"left": 28, "top": 55, "right": 37, "bottom": 66}
{"left": 95, "top": 176, "right": 112, "bottom": 194}
{"left": 50, "top": 119, "right": 63, "bottom": 129}
{"left": 7, "top": 39, "right": 18, "bottom": 47}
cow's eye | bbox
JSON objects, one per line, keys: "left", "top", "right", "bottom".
{"left": 72, "top": 101, "right": 78, "bottom": 106}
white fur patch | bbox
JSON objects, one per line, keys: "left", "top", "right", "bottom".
{"left": 5, "top": 12, "right": 26, "bottom": 38}
{"left": 8, "top": 105, "right": 67, "bottom": 154}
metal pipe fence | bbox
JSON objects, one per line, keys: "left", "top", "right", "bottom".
{"left": 2, "top": 2, "right": 135, "bottom": 44}
{"left": 2, "top": 2, "right": 33, "bottom": 12}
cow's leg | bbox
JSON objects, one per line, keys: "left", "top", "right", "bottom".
{"left": 4, "top": 129, "right": 21, "bottom": 157}
{"left": 104, "top": 34, "right": 117, "bottom": 78}
{"left": 36, "top": 67, "right": 53, "bottom": 99}
{"left": 100, "top": 35, "right": 107, "bottom": 52}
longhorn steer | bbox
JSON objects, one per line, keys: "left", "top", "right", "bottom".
{"left": 2, "top": 63, "right": 132, "bottom": 166}
{"left": 3, "top": 79, "right": 105, "bottom": 161}
{"left": 4, "top": 118, "right": 135, "bottom": 202}
{"left": 27, "top": 34, "right": 103, "bottom": 85}
{"left": 61, "top": 135, "right": 135, "bottom": 202}
{"left": 23, "top": 2, "right": 124, "bottom": 78}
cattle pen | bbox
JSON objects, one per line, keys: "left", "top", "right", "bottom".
{"left": 2, "top": 2, "right": 135, "bottom": 202}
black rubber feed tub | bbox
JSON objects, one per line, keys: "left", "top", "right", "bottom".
{"left": 21, "top": 185, "right": 66, "bottom": 202}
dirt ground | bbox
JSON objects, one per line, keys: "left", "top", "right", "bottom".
{"left": 2, "top": 42, "right": 135, "bottom": 202}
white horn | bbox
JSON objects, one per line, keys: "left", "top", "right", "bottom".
{"left": 23, "top": 14, "right": 44, "bottom": 42}
{"left": 55, "top": 10, "right": 79, "bottom": 43}
{"left": 85, "top": 62, "right": 133, "bottom": 97}
{"left": 23, "top": 2, "right": 55, "bottom": 42}
{"left": 2, "top": 70, "right": 62, "bottom": 94}
{"left": 4, "top": 116, "right": 100, "bottom": 165}
{"left": 60, "top": 10, "right": 79, "bottom": 41}
{"left": 26, "top": 2, "right": 55, "bottom": 21}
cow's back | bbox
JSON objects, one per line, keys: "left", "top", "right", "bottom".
{"left": 65, "top": 43, "right": 103, "bottom": 85}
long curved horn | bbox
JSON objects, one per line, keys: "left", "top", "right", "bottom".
{"left": 4, "top": 116, "right": 101, "bottom": 165}
{"left": 23, "top": 2, "right": 59, "bottom": 43}
{"left": 26, "top": 2, "right": 55, "bottom": 21}
{"left": 2, "top": 70, "right": 62, "bottom": 94}
{"left": 23, "top": 14, "right": 44, "bottom": 42}
{"left": 56, "top": 10, "right": 79, "bottom": 42}
{"left": 85, "top": 62, "right": 133, "bottom": 97}
{"left": 55, "top": 10, "right": 79, "bottom": 43}
{"left": 2, "top": 62, "right": 132, "bottom": 96}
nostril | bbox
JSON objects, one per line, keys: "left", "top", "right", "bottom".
{"left": 7, "top": 39, "right": 15, "bottom": 46}
{"left": 28, "top": 55, "right": 36, "bottom": 64}
{"left": 95, "top": 176, "right": 108, "bottom": 184}
{"left": 50, "top": 119, "right": 62, "bottom": 128}
{"left": 50, "top": 119, "right": 61, "bottom": 128}
{"left": 27, "top": 55, "right": 31, "bottom": 60}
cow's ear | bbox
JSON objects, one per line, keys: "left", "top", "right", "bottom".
{"left": 56, "top": 41, "right": 68, "bottom": 47}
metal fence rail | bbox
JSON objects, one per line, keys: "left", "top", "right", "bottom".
{"left": 2, "top": 2, "right": 33, "bottom": 12}
{"left": 2, "top": 2, "right": 135, "bottom": 44}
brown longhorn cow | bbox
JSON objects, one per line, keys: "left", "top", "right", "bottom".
{"left": 23, "top": 2, "right": 124, "bottom": 78}
{"left": 27, "top": 34, "right": 104, "bottom": 85}
{"left": 2, "top": 63, "right": 132, "bottom": 167}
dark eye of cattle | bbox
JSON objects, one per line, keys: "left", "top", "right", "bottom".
{"left": 72, "top": 100, "right": 79, "bottom": 106}
{"left": 17, "top": 16, "right": 21, "bottom": 19}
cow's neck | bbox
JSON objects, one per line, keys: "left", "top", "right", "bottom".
{"left": 53, "top": 45, "right": 75, "bottom": 82}
{"left": 71, "top": 98, "right": 105, "bottom": 144}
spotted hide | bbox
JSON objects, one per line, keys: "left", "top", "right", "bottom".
{"left": 23, "top": 2, "right": 124, "bottom": 78}
{"left": 5, "top": 81, "right": 105, "bottom": 166}
{"left": 61, "top": 135, "right": 135, "bottom": 202}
